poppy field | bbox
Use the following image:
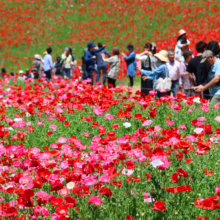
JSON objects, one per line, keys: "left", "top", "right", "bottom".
{"left": 1, "top": 0, "right": 220, "bottom": 74}
{"left": 0, "top": 76, "right": 220, "bottom": 220}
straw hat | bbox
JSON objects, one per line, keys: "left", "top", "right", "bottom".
{"left": 154, "top": 50, "right": 168, "bottom": 63}
{"left": 18, "top": 70, "right": 24, "bottom": 74}
{"left": 178, "top": 29, "right": 187, "bottom": 37}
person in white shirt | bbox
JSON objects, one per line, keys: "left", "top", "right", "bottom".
{"left": 175, "top": 29, "right": 190, "bottom": 60}
{"left": 61, "top": 48, "right": 73, "bottom": 80}
{"left": 102, "top": 47, "right": 120, "bottom": 88}
{"left": 167, "top": 49, "right": 182, "bottom": 96}
{"left": 136, "top": 43, "right": 157, "bottom": 96}
{"left": 17, "top": 70, "right": 26, "bottom": 81}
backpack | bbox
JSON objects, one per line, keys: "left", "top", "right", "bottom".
{"left": 31, "top": 60, "right": 40, "bottom": 73}
{"left": 55, "top": 61, "right": 64, "bottom": 76}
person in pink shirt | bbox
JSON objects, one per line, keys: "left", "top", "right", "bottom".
{"left": 180, "top": 51, "right": 196, "bottom": 97}
{"left": 166, "top": 49, "right": 182, "bottom": 96}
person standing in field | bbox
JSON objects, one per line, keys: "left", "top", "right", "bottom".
{"left": 136, "top": 43, "right": 157, "bottom": 96}
{"left": 84, "top": 42, "right": 105, "bottom": 85}
{"left": 167, "top": 49, "right": 182, "bottom": 97}
{"left": 186, "top": 41, "right": 210, "bottom": 99}
{"left": 193, "top": 50, "right": 220, "bottom": 107}
{"left": 62, "top": 48, "right": 72, "bottom": 80}
{"left": 102, "top": 47, "right": 120, "bottom": 88}
{"left": 179, "top": 51, "right": 196, "bottom": 97}
{"left": 218, "top": 42, "right": 220, "bottom": 59}
{"left": 175, "top": 29, "right": 190, "bottom": 61}
{"left": 69, "top": 47, "right": 77, "bottom": 77}
{"left": 32, "top": 54, "right": 43, "bottom": 79}
{"left": 43, "top": 47, "right": 54, "bottom": 81}
{"left": 95, "top": 42, "right": 111, "bottom": 85}
{"left": 122, "top": 44, "right": 136, "bottom": 88}
{"left": 136, "top": 50, "right": 170, "bottom": 98}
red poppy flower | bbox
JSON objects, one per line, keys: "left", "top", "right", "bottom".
{"left": 152, "top": 201, "right": 167, "bottom": 211}
{"left": 56, "top": 205, "right": 68, "bottom": 215}
{"left": 100, "top": 187, "right": 112, "bottom": 197}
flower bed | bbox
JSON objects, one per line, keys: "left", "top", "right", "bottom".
{"left": 0, "top": 78, "right": 220, "bottom": 219}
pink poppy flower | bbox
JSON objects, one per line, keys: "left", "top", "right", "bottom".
{"left": 142, "top": 120, "right": 153, "bottom": 126}
{"left": 83, "top": 132, "right": 90, "bottom": 137}
{"left": 166, "top": 120, "right": 174, "bottom": 126}
{"left": 83, "top": 177, "right": 97, "bottom": 186}
{"left": 149, "top": 91, "right": 157, "bottom": 96}
{"left": 88, "top": 195, "right": 102, "bottom": 206}
{"left": 122, "top": 168, "right": 134, "bottom": 176}
{"left": 179, "top": 124, "right": 187, "bottom": 130}
{"left": 99, "top": 175, "right": 110, "bottom": 183}
{"left": 50, "top": 124, "right": 57, "bottom": 131}
{"left": 36, "top": 122, "right": 44, "bottom": 126}
{"left": 12, "top": 121, "right": 26, "bottom": 129}
{"left": 58, "top": 187, "right": 70, "bottom": 197}
{"left": 57, "top": 137, "right": 67, "bottom": 143}
{"left": 143, "top": 192, "right": 155, "bottom": 203}
{"left": 93, "top": 107, "right": 103, "bottom": 116}
{"left": 215, "top": 116, "right": 220, "bottom": 123}
{"left": 104, "top": 114, "right": 114, "bottom": 120}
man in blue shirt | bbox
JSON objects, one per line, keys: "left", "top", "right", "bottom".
{"left": 43, "top": 47, "right": 54, "bottom": 81}
{"left": 193, "top": 50, "right": 220, "bottom": 106}
{"left": 95, "top": 43, "right": 111, "bottom": 85}
{"left": 84, "top": 42, "right": 105, "bottom": 85}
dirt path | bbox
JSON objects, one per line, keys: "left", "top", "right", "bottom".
{"left": 132, "top": 86, "right": 140, "bottom": 95}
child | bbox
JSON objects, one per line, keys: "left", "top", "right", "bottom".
{"left": 175, "top": 29, "right": 190, "bottom": 60}
{"left": 179, "top": 51, "right": 195, "bottom": 97}
{"left": 18, "top": 70, "right": 26, "bottom": 81}
{"left": 54, "top": 56, "right": 63, "bottom": 77}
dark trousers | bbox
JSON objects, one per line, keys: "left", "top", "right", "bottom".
{"left": 141, "top": 78, "right": 153, "bottom": 96}
{"left": 157, "top": 91, "right": 170, "bottom": 98}
{"left": 167, "top": 80, "right": 179, "bottom": 97}
{"left": 45, "top": 70, "right": 51, "bottom": 80}
{"left": 88, "top": 69, "right": 94, "bottom": 85}
{"left": 108, "top": 78, "right": 116, "bottom": 88}
{"left": 96, "top": 66, "right": 107, "bottom": 85}
{"left": 129, "top": 76, "right": 134, "bottom": 87}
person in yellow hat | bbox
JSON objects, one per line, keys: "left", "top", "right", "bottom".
{"left": 175, "top": 29, "right": 190, "bottom": 60}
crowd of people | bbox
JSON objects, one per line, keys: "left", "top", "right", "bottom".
{"left": 1, "top": 29, "right": 220, "bottom": 106}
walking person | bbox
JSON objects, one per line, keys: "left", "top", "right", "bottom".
{"left": 32, "top": 54, "right": 43, "bottom": 79}
{"left": 54, "top": 56, "right": 63, "bottom": 77}
{"left": 69, "top": 47, "right": 77, "bottom": 77}
{"left": 193, "top": 50, "right": 220, "bottom": 107}
{"left": 179, "top": 51, "right": 196, "bottom": 97}
{"left": 43, "top": 47, "right": 54, "bottom": 81}
{"left": 122, "top": 44, "right": 136, "bottom": 88}
{"left": 167, "top": 49, "right": 182, "bottom": 97}
{"left": 136, "top": 50, "right": 170, "bottom": 98}
{"left": 62, "top": 48, "right": 72, "bottom": 80}
{"left": 84, "top": 42, "right": 105, "bottom": 85}
{"left": 175, "top": 29, "right": 190, "bottom": 61}
{"left": 102, "top": 47, "right": 120, "bottom": 88}
{"left": 95, "top": 42, "right": 111, "bottom": 85}
{"left": 186, "top": 41, "right": 210, "bottom": 99}
{"left": 136, "top": 43, "right": 157, "bottom": 96}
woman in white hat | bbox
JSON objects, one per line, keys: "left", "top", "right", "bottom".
{"left": 137, "top": 50, "right": 170, "bottom": 98}
{"left": 175, "top": 29, "right": 190, "bottom": 60}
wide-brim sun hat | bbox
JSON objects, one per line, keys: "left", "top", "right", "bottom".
{"left": 34, "top": 54, "right": 41, "bottom": 60}
{"left": 178, "top": 29, "right": 187, "bottom": 37}
{"left": 154, "top": 50, "right": 169, "bottom": 63}
{"left": 18, "top": 70, "right": 24, "bottom": 74}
